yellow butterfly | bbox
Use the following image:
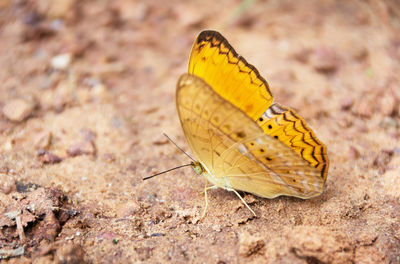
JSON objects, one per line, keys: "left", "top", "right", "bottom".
{"left": 174, "top": 30, "right": 329, "bottom": 217}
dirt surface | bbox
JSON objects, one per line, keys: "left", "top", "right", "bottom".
{"left": 1, "top": 0, "right": 400, "bottom": 263}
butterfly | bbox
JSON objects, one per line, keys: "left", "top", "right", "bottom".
{"left": 173, "top": 30, "right": 329, "bottom": 217}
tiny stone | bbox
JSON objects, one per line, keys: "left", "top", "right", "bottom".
{"left": 47, "top": 0, "right": 77, "bottom": 19}
{"left": 0, "top": 246, "right": 25, "bottom": 259}
{"left": 55, "top": 243, "right": 85, "bottom": 264}
{"left": 80, "top": 129, "right": 97, "bottom": 141}
{"left": 291, "top": 47, "right": 311, "bottom": 63}
{"left": 91, "top": 83, "right": 107, "bottom": 97}
{"left": 152, "top": 135, "right": 169, "bottom": 145}
{"left": 51, "top": 53, "right": 72, "bottom": 70}
{"left": 311, "top": 47, "right": 339, "bottom": 73}
{"left": 379, "top": 117, "right": 399, "bottom": 129}
{"left": 340, "top": 97, "right": 354, "bottom": 111}
{"left": 2, "top": 98, "right": 35, "bottom": 122}
{"left": 38, "top": 151, "right": 63, "bottom": 164}
{"left": 353, "top": 99, "right": 373, "bottom": 118}
{"left": 102, "top": 153, "right": 116, "bottom": 162}
{"left": 0, "top": 175, "right": 16, "bottom": 194}
{"left": 394, "top": 147, "right": 400, "bottom": 155}
{"left": 4, "top": 210, "right": 20, "bottom": 220}
{"left": 34, "top": 131, "right": 52, "bottom": 150}
{"left": 373, "top": 150, "right": 393, "bottom": 172}
{"left": 348, "top": 146, "right": 360, "bottom": 160}
{"left": 67, "top": 140, "right": 96, "bottom": 157}
{"left": 211, "top": 225, "right": 221, "bottom": 232}
{"left": 116, "top": 200, "right": 141, "bottom": 218}
{"left": 379, "top": 94, "right": 396, "bottom": 116}
{"left": 238, "top": 231, "right": 265, "bottom": 257}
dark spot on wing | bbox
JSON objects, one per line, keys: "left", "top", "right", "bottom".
{"left": 236, "top": 131, "right": 246, "bottom": 138}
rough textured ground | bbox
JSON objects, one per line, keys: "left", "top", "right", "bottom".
{"left": 0, "top": 0, "right": 400, "bottom": 263}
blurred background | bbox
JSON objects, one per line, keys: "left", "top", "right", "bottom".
{"left": 0, "top": 0, "right": 399, "bottom": 263}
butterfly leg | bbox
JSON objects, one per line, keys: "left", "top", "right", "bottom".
{"left": 200, "top": 183, "right": 218, "bottom": 220}
{"left": 227, "top": 188, "right": 256, "bottom": 217}
{"left": 198, "top": 185, "right": 217, "bottom": 194}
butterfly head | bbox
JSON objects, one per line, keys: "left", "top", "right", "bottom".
{"left": 191, "top": 161, "right": 204, "bottom": 175}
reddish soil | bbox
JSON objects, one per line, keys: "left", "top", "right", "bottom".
{"left": 0, "top": 0, "right": 399, "bottom": 263}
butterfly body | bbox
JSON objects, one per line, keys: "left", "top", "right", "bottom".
{"left": 177, "top": 31, "right": 329, "bottom": 202}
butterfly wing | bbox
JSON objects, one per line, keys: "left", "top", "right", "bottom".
{"left": 176, "top": 74, "right": 326, "bottom": 198}
{"left": 177, "top": 30, "right": 329, "bottom": 199}
{"left": 188, "top": 30, "right": 273, "bottom": 121}
{"left": 256, "top": 103, "right": 329, "bottom": 181}
{"left": 176, "top": 74, "right": 262, "bottom": 174}
{"left": 219, "top": 133, "right": 325, "bottom": 198}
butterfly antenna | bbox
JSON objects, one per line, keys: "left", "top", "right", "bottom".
{"left": 143, "top": 163, "right": 193, "bottom": 180}
{"left": 163, "top": 133, "right": 195, "bottom": 162}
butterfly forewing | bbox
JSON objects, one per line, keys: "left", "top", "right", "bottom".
{"left": 176, "top": 74, "right": 262, "bottom": 173}
{"left": 189, "top": 30, "right": 274, "bottom": 121}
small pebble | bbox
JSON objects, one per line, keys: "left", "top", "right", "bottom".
{"left": 311, "top": 47, "right": 339, "bottom": 73}
{"left": 116, "top": 200, "right": 141, "bottom": 217}
{"left": 51, "top": 53, "right": 72, "bottom": 70}
{"left": 340, "top": 97, "right": 354, "bottom": 111}
{"left": 67, "top": 141, "right": 96, "bottom": 157}
{"left": 379, "top": 117, "right": 399, "bottom": 129}
{"left": 55, "top": 243, "right": 85, "bottom": 264}
{"left": 152, "top": 135, "right": 169, "bottom": 145}
{"left": 38, "top": 151, "right": 63, "bottom": 164}
{"left": 353, "top": 99, "right": 373, "bottom": 118}
{"left": 379, "top": 94, "right": 396, "bottom": 116}
{"left": 238, "top": 231, "right": 265, "bottom": 257}
{"left": 2, "top": 98, "right": 35, "bottom": 122}
{"left": 292, "top": 47, "right": 311, "bottom": 63}
{"left": 151, "top": 233, "right": 164, "bottom": 237}
{"left": 348, "top": 146, "right": 360, "bottom": 160}
{"left": 211, "top": 225, "right": 221, "bottom": 232}
{"left": 34, "top": 131, "right": 52, "bottom": 150}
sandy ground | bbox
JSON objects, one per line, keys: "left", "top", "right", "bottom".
{"left": 0, "top": 0, "right": 400, "bottom": 263}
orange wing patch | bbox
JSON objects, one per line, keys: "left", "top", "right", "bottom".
{"left": 256, "top": 103, "right": 329, "bottom": 180}
{"left": 189, "top": 30, "right": 273, "bottom": 121}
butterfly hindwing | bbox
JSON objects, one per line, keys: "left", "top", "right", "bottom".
{"left": 256, "top": 103, "right": 329, "bottom": 181}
